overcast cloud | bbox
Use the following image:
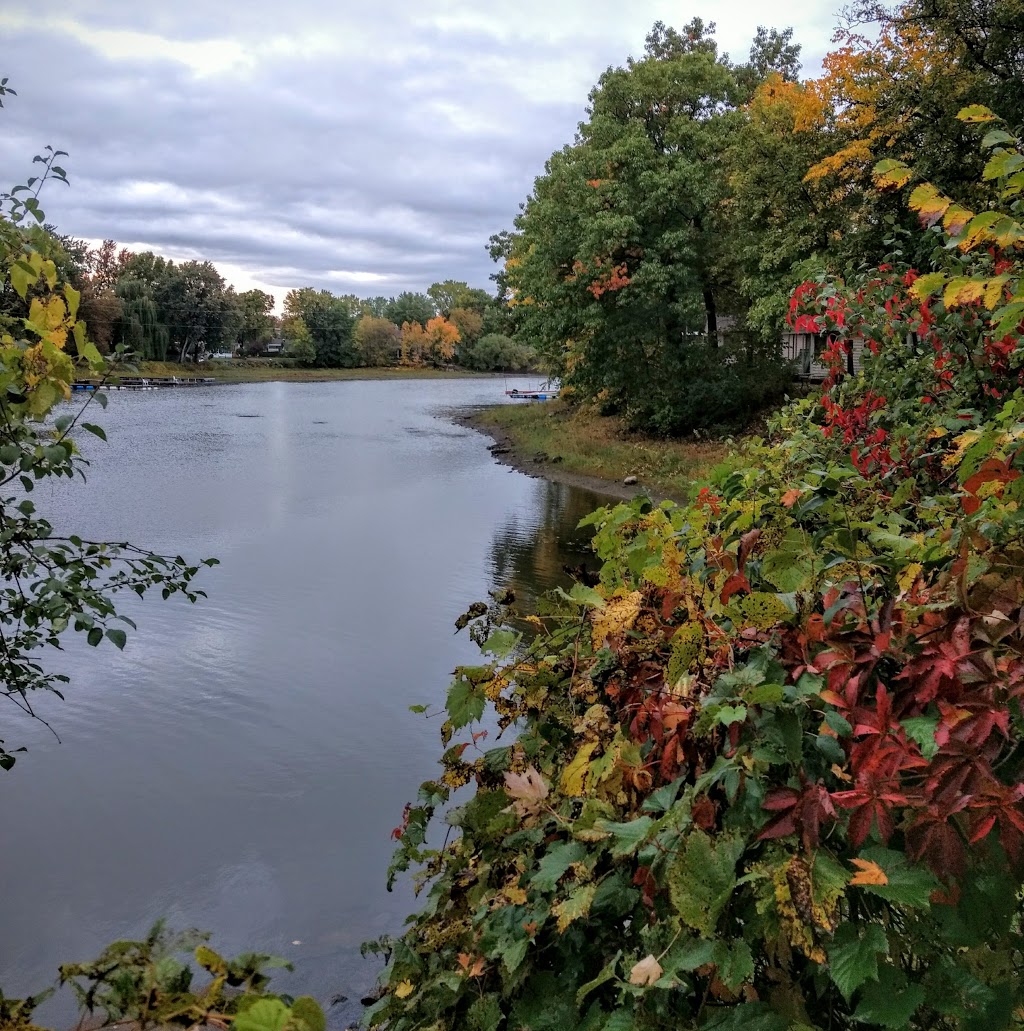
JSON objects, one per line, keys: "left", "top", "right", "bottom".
{"left": 1, "top": 1, "right": 838, "bottom": 308}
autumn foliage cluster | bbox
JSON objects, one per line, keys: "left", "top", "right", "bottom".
{"left": 366, "top": 113, "right": 1024, "bottom": 1030}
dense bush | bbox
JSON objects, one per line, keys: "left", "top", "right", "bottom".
{"left": 365, "top": 111, "right": 1024, "bottom": 1030}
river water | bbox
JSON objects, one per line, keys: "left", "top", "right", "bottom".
{"left": 0, "top": 377, "right": 611, "bottom": 1027}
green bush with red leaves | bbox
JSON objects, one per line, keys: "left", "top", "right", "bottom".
{"left": 365, "top": 108, "right": 1024, "bottom": 1031}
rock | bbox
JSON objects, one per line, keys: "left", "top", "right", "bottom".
{"left": 624, "top": 475, "right": 638, "bottom": 485}
{"left": 551, "top": 456, "right": 563, "bottom": 464}
{"left": 490, "top": 446, "right": 511, "bottom": 455}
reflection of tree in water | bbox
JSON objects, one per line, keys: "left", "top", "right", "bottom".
{"left": 488, "top": 479, "right": 611, "bottom": 614}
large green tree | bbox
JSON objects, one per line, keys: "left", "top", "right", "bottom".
{"left": 283, "top": 287, "right": 357, "bottom": 367}
{"left": 504, "top": 20, "right": 793, "bottom": 432}
{"left": 384, "top": 291, "right": 435, "bottom": 329}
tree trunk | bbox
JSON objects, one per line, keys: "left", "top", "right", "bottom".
{"left": 703, "top": 289, "right": 718, "bottom": 345}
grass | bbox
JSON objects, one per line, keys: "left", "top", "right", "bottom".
{"left": 135, "top": 361, "right": 491, "bottom": 383}
{"left": 475, "top": 400, "right": 735, "bottom": 501}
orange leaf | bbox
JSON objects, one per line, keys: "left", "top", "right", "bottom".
{"left": 849, "top": 858, "right": 888, "bottom": 886}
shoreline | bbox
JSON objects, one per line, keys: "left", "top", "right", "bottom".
{"left": 455, "top": 408, "right": 676, "bottom": 504}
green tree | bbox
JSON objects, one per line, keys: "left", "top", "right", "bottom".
{"left": 384, "top": 291, "right": 435, "bottom": 328}
{"left": 234, "top": 288, "right": 275, "bottom": 352}
{"left": 283, "top": 287, "right": 357, "bottom": 367}
{"left": 504, "top": 20, "right": 787, "bottom": 432}
{"left": 427, "top": 280, "right": 491, "bottom": 317}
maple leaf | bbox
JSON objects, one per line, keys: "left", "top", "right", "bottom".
{"left": 781, "top": 488, "right": 804, "bottom": 508}
{"left": 503, "top": 765, "right": 549, "bottom": 817}
{"left": 457, "top": 953, "right": 486, "bottom": 978}
{"left": 629, "top": 954, "right": 663, "bottom": 986}
{"left": 849, "top": 858, "right": 888, "bottom": 886}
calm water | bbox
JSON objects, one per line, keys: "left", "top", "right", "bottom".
{"left": 0, "top": 378, "right": 610, "bottom": 1027}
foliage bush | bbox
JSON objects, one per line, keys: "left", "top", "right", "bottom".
{"left": 364, "top": 110, "right": 1024, "bottom": 1030}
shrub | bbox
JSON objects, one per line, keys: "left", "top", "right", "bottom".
{"left": 365, "top": 109, "right": 1024, "bottom": 1031}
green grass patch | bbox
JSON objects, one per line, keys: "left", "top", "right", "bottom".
{"left": 476, "top": 400, "right": 731, "bottom": 500}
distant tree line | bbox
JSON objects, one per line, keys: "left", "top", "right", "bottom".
{"left": 0, "top": 232, "right": 534, "bottom": 372}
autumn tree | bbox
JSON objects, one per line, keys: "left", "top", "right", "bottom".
{"left": 399, "top": 320, "right": 428, "bottom": 366}
{"left": 353, "top": 315, "right": 401, "bottom": 366}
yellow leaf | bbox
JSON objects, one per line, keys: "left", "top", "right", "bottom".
{"left": 897, "top": 563, "right": 923, "bottom": 593}
{"left": 984, "top": 275, "right": 1010, "bottom": 309}
{"left": 943, "top": 277, "right": 986, "bottom": 308}
{"left": 560, "top": 741, "right": 597, "bottom": 797}
{"left": 942, "top": 203, "right": 974, "bottom": 236}
{"left": 909, "top": 183, "right": 951, "bottom": 226}
{"left": 505, "top": 886, "right": 528, "bottom": 905}
{"left": 958, "top": 104, "right": 998, "bottom": 123}
{"left": 394, "top": 980, "right": 415, "bottom": 999}
{"left": 592, "top": 591, "right": 643, "bottom": 647}
{"left": 629, "top": 954, "right": 663, "bottom": 986}
{"left": 553, "top": 883, "right": 597, "bottom": 933}
{"left": 872, "top": 159, "right": 913, "bottom": 190}
{"left": 849, "top": 859, "right": 888, "bottom": 886}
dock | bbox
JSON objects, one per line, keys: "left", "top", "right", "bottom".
{"left": 72, "top": 376, "right": 219, "bottom": 391}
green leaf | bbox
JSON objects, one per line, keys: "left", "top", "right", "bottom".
{"left": 717, "top": 704, "right": 747, "bottom": 726}
{"left": 290, "top": 997, "right": 325, "bottom": 1031}
{"left": 467, "top": 995, "right": 503, "bottom": 1031}
{"left": 81, "top": 422, "right": 107, "bottom": 442}
{"left": 446, "top": 676, "right": 485, "bottom": 729}
{"left": 87, "top": 627, "right": 103, "bottom": 647}
{"left": 702, "top": 1003, "right": 791, "bottom": 1030}
{"left": 901, "top": 716, "right": 939, "bottom": 760}
{"left": 642, "top": 777, "right": 683, "bottom": 813}
{"left": 983, "top": 151, "right": 1024, "bottom": 180}
{"left": 857, "top": 848, "right": 937, "bottom": 909}
{"left": 712, "top": 939, "right": 754, "bottom": 990}
{"left": 105, "top": 628, "right": 127, "bottom": 650}
{"left": 531, "top": 840, "right": 586, "bottom": 892}
{"left": 592, "top": 816, "right": 654, "bottom": 857}
{"left": 824, "top": 710, "right": 853, "bottom": 737}
{"left": 482, "top": 628, "right": 519, "bottom": 658}
{"left": 667, "top": 831, "right": 745, "bottom": 937}
{"left": 233, "top": 998, "right": 291, "bottom": 1031}
{"left": 828, "top": 924, "right": 889, "bottom": 1001}
{"left": 852, "top": 966, "right": 925, "bottom": 1027}
{"left": 576, "top": 953, "right": 621, "bottom": 1007}
{"left": 981, "top": 129, "right": 1016, "bottom": 149}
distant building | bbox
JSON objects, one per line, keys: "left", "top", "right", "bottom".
{"left": 266, "top": 337, "right": 285, "bottom": 355}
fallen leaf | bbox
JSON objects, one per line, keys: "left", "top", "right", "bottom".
{"left": 394, "top": 980, "right": 415, "bottom": 999}
{"left": 504, "top": 765, "right": 549, "bottom": 817}
{"left": 849, "top": 858, "right": 889, "bottom": 886}
{"left": 629, "top": 954, "right": 663, "bottom": 986}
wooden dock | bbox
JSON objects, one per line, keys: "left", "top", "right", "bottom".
{"left": 72, "top": 376, "right": 219, "bottom": 391}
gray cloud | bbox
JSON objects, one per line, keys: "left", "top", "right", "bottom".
{"left": 0, "top": 2, "right": 836, "bottom": 304}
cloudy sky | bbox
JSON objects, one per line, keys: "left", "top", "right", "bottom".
{"left": 2, "top": 2, "right": 838, "bottom": 309}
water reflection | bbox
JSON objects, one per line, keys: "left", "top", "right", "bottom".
{"left": 0, "top": 378, "right": 615, "bottom": 1030}
{"left": 488, "top": 478, "right": 610, "bottom": 611}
